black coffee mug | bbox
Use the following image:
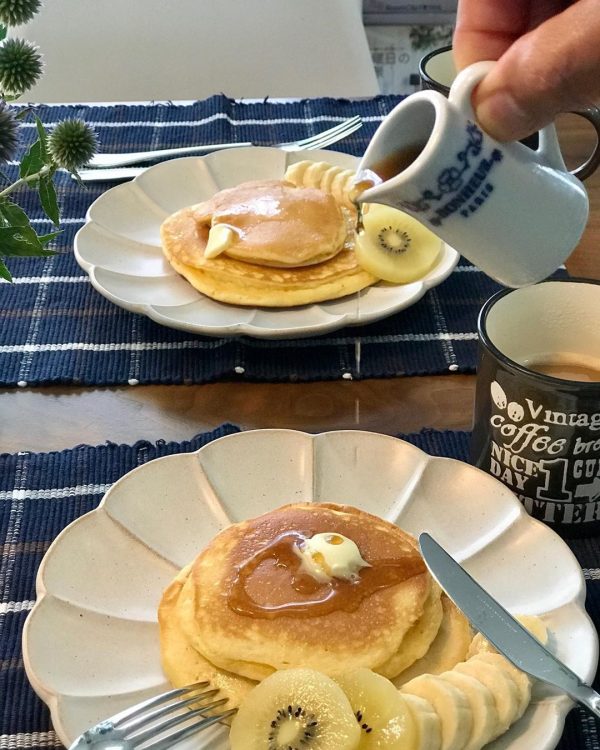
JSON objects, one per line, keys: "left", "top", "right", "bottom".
{"left": 419, "top": 45, "right": 600, "bottom": 181}
{"left": 471, "top": 279, "right": 600, "bottom": 537}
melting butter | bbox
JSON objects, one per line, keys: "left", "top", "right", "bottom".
{"left": 294, "top": 532, "right": 371, "bottom": 583}
{"left": 204, "top": 224, "right": 239, "bottom": 259}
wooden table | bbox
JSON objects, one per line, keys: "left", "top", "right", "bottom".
{"left": 1, "top": 115, "right": 598, "bottom": 452}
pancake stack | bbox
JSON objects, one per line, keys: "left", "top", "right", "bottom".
{"left": 158, "top": 503, "right": 472, "bottom": 710}
{"left": 160, "top": 179, "right": 378, "bottom": 307}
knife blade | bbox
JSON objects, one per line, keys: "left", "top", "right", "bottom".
{"left": 418, "top": 532, "right": 600, "bottom": 719}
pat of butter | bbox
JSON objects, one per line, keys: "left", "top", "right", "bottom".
{"left": 294, "top": 532, "right": 370, "bottom": 583}
{"left": 204, "top": 224, "right": 239, "bottom": 259}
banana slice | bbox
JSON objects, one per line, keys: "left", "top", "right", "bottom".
{"left": 330, "top": 169, "right": 357, "bottom": 207}
{"left": 333, "top": 668, "right": 418, "bottom": 749}
{"left": 229, "top": 667, "right": 361, "bottom": 750}
{"left": 472, "top": 653, "right": 531, "bottom": 719}
{"left": 394, "top": 596, "right": 472, "bottom": 686}
{"left": 453, "top": 658, "right": 520, "bottom": 735}
{"left": 401, "top": 674, "right": 472, "bottom": 750}
{"left": 439, "top": 671, "right": 499, "bottom": 750}
{"left": 467, "top": 614, "right": 549, "bottom": 659}
{"left": 320, "top": 165, "right": 344, "bottom": 194}
{"left": 402, "top": 693, "right": 442, "bottom": 750}
{"left": 284, "top": 160, "right": 357, "bottom": 209}
{"left": 355, "top": 204, "right": 441, "bottom": 283}
{"left": 283, "top": 159, "right": 318, "bottom": 187}
{"left": 516, "top": 614, "right": 549, "bottom": 645}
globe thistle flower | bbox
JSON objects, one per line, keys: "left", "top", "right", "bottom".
{"left": 0, "top": 99, "right": 18, "bottom": 162}
{"left": 48, "top": 119, "right": 98, "bottom": 171}
{"left": 0, "top": 37, "right": 42, "bottom": 95}
{"left": 0, "top": 0, "right": 41, "bottom": 27}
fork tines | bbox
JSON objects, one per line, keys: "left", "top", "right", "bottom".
{"left": 113, "top": 682, "right": 236, "bottom": 749}
{"left": 282, "top": 114, "right": 363, "bottom": 151}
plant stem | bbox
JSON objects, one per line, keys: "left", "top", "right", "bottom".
{"left": 0, "top": 164, "right": 52, "bottom": 198}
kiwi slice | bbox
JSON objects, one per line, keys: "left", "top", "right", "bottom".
{"left": 355, "top": 204, "right": 441, "bottom": 284}
{"left": 334, "top": 668, "right": 418, "bottom": 749}
{"left": 229, "top": 667, "right": 361, "bottom": 750}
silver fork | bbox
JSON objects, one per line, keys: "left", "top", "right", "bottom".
{"left": 69, "top": 681, "right": 236, "bottom": 750}
{"left": 87, "top": 115, "right": 363, "bottom": 168}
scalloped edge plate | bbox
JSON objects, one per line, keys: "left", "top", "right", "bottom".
{"left": 74, "top": 148, "right": 460, "bottom": 339}
{"left": 22, "top": 429, "right": 598, "bottom": 748}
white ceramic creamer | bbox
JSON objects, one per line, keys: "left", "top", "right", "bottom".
{"left": 356, "top": 61, "right": 589, "bottom": 288}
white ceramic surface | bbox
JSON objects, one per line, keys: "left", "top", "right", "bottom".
{"left": 74, "top": 148, "right": 459, "bottom": 339}
{"left": 358, "top": 61, "right": 589, "bottom": 288}
{"left": 23, "top": 429, "right": 598, "bottom": 749}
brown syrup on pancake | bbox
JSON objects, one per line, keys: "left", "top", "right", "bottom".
{"left": 228, "top": 531, "right": 426, "bottom": 619}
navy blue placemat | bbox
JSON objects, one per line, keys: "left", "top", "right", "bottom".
{"left": 0, "top": 95, "right": 514, "bottom": 386}
{"left": 0, "top": 425, "right": 597, "bottom": 748}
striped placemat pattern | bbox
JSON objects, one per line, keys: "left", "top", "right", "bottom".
{"left": 0, "top": 95, "right": 514, "bottom": 386}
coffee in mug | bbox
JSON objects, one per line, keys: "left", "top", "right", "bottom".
{"left": 471, "top": 278, "right": 600, "bottom": 537}
{"left": 524, "top": 354, "right": 600, "bottom": 383}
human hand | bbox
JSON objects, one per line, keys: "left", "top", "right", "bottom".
{"left": 453, "top": 0, "right": 600, "bottom": 141}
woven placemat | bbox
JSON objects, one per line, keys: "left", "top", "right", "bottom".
{"left": 0, "top": 425, "right": 596, "bottom": 748}
{"left": 0, "top": 95, "right": 515, "bottom": 386}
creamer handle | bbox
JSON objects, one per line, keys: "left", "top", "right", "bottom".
{"left": 448, "top": 60, "right": 568, "bottom": 174}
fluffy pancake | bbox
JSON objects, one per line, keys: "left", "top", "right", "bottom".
{"left": 177, "top": 503, "right": 433, "bottom": 681}
{"left": 393, "top": 595, "right": 473, "bottom": 686}
{"left": 158, "top": 563, "right": 255, "bottom": 712}
{"left": 163, "top": 246, "right": 376, "bottom": 308}
{"left": 171, "top": 180, "right": 347, "bottom": 268}
{"left": 375, "top": 580, "right": 444, "bottom": 678}
{"left": 160, "top": 178, "right": 378, "bottom": 307}
{"left": 161, "top": 209, "right": 377, "bottom": 307}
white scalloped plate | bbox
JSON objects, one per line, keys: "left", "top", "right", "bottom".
{"left": 23, "top": 430, "right": 597, "bottom": 749}
{"left": 73, "top": 148, "right": 459, "bottom": 339}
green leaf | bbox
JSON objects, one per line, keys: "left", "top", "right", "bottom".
{"left": 37, "top": 230, "right": 61, "bottom": 246}
{"left": 0, "top": 224, "right": 55, "bottom": 257}
{"left": 34, "top": 115, "right": 50, "bottom": 157}
{"left": 0, "top": 200, "right": 31, "bottom": 227}
{"left": 16, "top": 107, "right": 33, "bottom": 121}
{"left": 38, "top": 175, "right": 60, "bottom": 225}
{"left": 70, "top": 168, "right": 84, "bottom": 188}
{"left": 0, "top": 26, "right": 7, "bottom": 43}
{"left": 0, "top": 257, "right": 12, "bottom": 282}
{"left": 20, "top": 139, "right": 45, "bottom": 178}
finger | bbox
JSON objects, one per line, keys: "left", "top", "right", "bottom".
{"left": 453, "top": 0, "right": 530, "bottom": 69}
{"left": 453, "top": 0, "right": 568, "bottom": 68}
{"left": 473, "top": 0, "right": 600, "bottom": 141}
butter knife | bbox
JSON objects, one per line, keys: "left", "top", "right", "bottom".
{"left": 418, "top": 532, "right": 600, "bottom": 719}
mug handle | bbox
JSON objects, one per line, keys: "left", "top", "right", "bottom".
{"left": 449, "top": 61, "right": 600, "bottom": 181}
{"left": 565, "top": 106, "right": 600, "bottom": 181}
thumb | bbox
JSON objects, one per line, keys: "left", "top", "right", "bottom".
{"left": 473, "top": 0, "right": 600, "bottom": 141}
